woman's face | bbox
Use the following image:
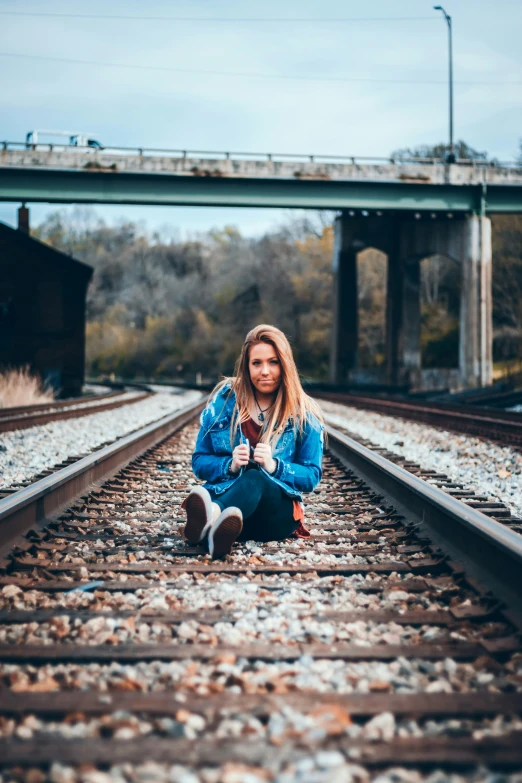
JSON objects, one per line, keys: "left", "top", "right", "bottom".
{"left": 248, "top": 343, "right": 281, "bottom": 396}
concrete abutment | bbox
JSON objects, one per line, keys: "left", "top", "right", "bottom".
{"left": 329, "top": 212, "right": 492, "bottom": 390}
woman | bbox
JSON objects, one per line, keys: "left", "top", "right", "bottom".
{"left": 182, "top": 324, "right": 324, "bottom": 558}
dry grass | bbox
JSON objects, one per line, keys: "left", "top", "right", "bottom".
{"left": 0, "top": 367, "right": 55, "bottom": 408}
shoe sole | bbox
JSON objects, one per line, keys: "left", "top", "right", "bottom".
{"left": 184, "top": 488, "right": 212, "bottom": 544}
{"left": 209, "top": 508, "right": 243, "bottom": 559}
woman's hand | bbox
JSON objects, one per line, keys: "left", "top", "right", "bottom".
{"left": 230, "top": 443, "right": 249, "bottom": 474}
{"left": 253, "top": 443, "right": 277, "bottom": 474}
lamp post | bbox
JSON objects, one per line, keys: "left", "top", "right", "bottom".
{"left": 434, "top": 5, "right": 454, "bottom": 162}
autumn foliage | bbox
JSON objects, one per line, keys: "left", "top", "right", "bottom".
{"left": 33, "top": 206, "right": 522, "bottom": 383}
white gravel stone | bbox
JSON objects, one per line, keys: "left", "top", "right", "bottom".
{"left": 321, "top": 402, "right": 522, "bottom": 519}
{"left": 314, "top": 751, "right": 346, "bottom": 769}
{"left": 362, "top": 712, "right": 396, "bottom": 741}
{"left": 0, "top": 390, "right": 202, "bottom": 490}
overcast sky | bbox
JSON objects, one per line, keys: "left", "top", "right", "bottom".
{"left": 1, "top": 0, "right": 521, "bottom": 237}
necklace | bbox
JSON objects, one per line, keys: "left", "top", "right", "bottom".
{"left": 253, "top": 391, "right": 273, "bottom": 423}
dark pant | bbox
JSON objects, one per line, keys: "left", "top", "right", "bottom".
{"left": 211, "top": 469, "right": 297, "bottom": 542}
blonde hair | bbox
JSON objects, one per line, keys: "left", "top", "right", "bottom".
{"left": 212, "top": 324, "right": 324, "bottom": 448}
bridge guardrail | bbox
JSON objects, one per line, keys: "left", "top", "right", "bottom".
{"left": 2, "top": 140, "right": 521, "bottom": 170}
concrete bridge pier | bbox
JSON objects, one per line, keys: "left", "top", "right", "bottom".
{"left": 329, "top": 211, "right": 414, "bottom": 386}
{"left": 459, "top": 216, "right": 493, "bottom": 388}
{"left": 329, "top": 214, "right": 359, "bottom": 383}
{"left": 329, "top": 211, "right": 493, "bottom": 390}
{"left": 395, "top": 214, "right": 493, "bottom": 388}
{"left": 385, "top": 251, "right": 421, "bottom": 387}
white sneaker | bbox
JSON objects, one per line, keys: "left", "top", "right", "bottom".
{"left": 182, "top": 486, "right": 214, "bottom": 544}
{"left": 208, "top": 507, "right": 243, "bottom": 559}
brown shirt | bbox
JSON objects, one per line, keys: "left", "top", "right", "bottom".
{"left": 241, "top": 417, "right": 262, "bottom": 447}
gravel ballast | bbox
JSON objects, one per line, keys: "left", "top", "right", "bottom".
{"left": 0, "top": 391, "right": 202, "bottom": 491}
{"left": 1, "top": 408, "right": 521, "bottom": 781}
{"left": 3, "top": 762, "right": 522, "bottom": 783}
{"left": 320, "top": 401, "right": 522, "bottom": 520}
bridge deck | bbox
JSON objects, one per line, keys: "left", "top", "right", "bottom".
{"left": 1, "top": 147, "right": 522, "bottom": 212}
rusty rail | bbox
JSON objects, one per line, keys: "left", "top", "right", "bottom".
{"left": 0, "top": 389, "right": 120, "bottom": 416}
{"left": 326, "top": 425, "right": 522, "bottom": 626}
{"left": 0, "top": 391, "right": 152, "bottom": 433}
{"left": 317, "top": 391, "right": 522, "bottom": 448}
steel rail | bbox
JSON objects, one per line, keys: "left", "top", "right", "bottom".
{"left": 317, "top": 391, "right": 522, "bottom": 446}
{"left": 326, "top": 424, "right": 522, "bottom": 626}
{"left": 0, "top": 391, "right": 152, "bottom": 433}
{"left": 0, "top": 389, "right": 121, "bottom": 417}
{"left": 0, "top": 397, "right": 205, "bottom": 558}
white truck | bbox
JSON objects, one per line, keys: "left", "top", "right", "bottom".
{"left": 25, "top": 130, "right": 103, "bottom": 149}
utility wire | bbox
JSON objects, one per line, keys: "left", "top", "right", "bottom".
{"left": 1, "top": 51, "right": 520, "bottom": 86}
{"left": 0, "top": 12, "right": 437, "bottom": 22}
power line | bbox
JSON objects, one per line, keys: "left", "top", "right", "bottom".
{"left": 1, "top": 51, "right": 520, "bottom": 87}
{"left": 0, "top": 12, "right": 437, "bottom": 22}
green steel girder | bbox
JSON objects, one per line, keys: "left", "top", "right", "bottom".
{"left": 0, "top": 167, "right": 521, "bottom": 213}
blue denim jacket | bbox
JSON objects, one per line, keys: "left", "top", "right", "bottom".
{"left": 192, "top": 383, "right": 324, "bottom": 501}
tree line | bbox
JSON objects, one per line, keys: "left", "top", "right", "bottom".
{"left": 35, "top": 211, "right": 336, "bottom": 381}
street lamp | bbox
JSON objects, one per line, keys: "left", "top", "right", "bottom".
{"left": 434, "top": 5, "right": 455, "bottom": 162}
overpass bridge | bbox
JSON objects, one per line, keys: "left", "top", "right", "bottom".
{"left": 2, "top": 142, "right": 522, "bottom": 391}
{"left": 1, "top": 143, "right": 522, "bottom": 211}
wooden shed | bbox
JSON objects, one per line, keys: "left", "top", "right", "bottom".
{"left": 0, "top": 214, "right": 93, "bottom": 397}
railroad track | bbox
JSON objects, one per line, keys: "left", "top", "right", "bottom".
{"left": 325, "top": 422, "right": 522, "bottom": 536}
{"left": 315, "top": 391, "right": 522, "bottom": 449}
{"left": 0, "top": 390, "right": 151, "bottom": 434}
{"left": 0, "top": 398, "right": 522, "bottom": 778}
